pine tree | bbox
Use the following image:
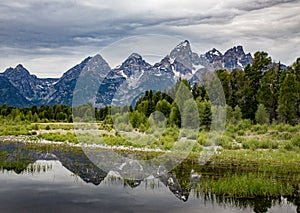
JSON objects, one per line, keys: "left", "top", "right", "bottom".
{"left": 226, "top": 105, "right": 234, "bottom": 123}
{"left": 277, "top": 73, "right": 299, "bottom": 125}
{"left": 257, "top": 65, "right": 281, "bottom": 120}
{"left": 155, "top": 99, "right": 171, "bottom": 117}
{"left": 169, "top": 103, "right": 181, "bottom": 127}
{"left": 255, "top": 104, "right": 270, "bottom": 124}
{"left": 228, "top": 69, "right": 245, "bottom": 108}
{"left": 202, "top": 100, "right": 212, "bottom": 130}
{"left": 233, "top": 105, "right": 242, "bottom": 123}
{"left": 242, "top": 52, "right": 272, "bottom": 120}
{"left": 215, "top": 69, "right": 230, "bottom": 103}
{"left": 292, "top": 58, "right": 300, "bottom": 121}
{"left": 182, "top": 99, "right": 199, "bottom": 129}
{"left": 197, "top": 99, "right": 212, "bottom": 130}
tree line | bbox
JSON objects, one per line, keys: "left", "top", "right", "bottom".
{"left": 0, "top": 104, "right": 72, "bottom": 122}
{"left": 216, "top": 52, "right": 300, "bottom": 125}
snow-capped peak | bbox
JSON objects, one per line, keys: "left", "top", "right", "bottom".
{"left": 128, "top": 53, "right": 142, "bottom": 59}
{"left": 208, "top": 48, "right": 222, "bottom": 57}
{"left": 174, "top": 40, "right": 191, "bottom": 50}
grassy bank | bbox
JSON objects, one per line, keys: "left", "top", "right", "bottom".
{"left": 0, "top": 121, "right": 300, "bottom": 171}
{"left": 199, "top": 173, "right": 295, "bottom": 198}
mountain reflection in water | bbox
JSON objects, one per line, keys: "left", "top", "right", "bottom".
{"left": 0, "top": 142, "right": 299, "bottom": 213}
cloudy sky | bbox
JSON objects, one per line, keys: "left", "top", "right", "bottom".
{"left": 0, "top": 0, "right": 300, "bottom": 78}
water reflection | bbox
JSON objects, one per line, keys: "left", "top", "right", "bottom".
{"left": 0, "top": 142, "right": 299, "bottom": 213}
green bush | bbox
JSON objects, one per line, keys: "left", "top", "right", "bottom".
{"left": 242, "top": 139, "right": 258, "bottom": 150}
{"left": 251, "top": 124, "right": 268, "bottom": 134}
{"left": 237, "top": 119, "right": 252, "bottom": 130}
{"left": 275, "top": 124, "right": 298, "bottom": 132}
{"left": 197, "top": 132, "right": 208, "bottom": 146}
{"left": 242, "top": 138, "right": 278, "bottom": 150}
{"left": 235, "top": 137, "right": 246, "bottom": 144}
{"left": 159, "top": 136, "right": 175, "bottom": 150}
{"left": 237, "top": 130, "right": 245, "bottom": 136}
{"left": 192, "top": 143, "right": 204, "bottom": 152}
{"left": 260, "top": 138, "right": 279, "bottom": 149}
{"left": 31, "top": 124, "right": 39, "bottom": 130}
{"left": 291, "top": 134, "right": 300, "bottom": 147}
{"left": 277, "top": 132, "right": 292, "bottom": 140}
{"left": 218, "top": 135, "right": 239, "bottom": 150}
{"left": 283, "top": 141, "right": 295, "bottom": 151}
{"left": 38, "top": 132, "right": 78, "bottom": 144}
{"left": 269, "top": 130, "right": 279, "bottom": 136}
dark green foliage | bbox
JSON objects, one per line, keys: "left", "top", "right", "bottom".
{"left": 232, "top": 105, "right": 242, "bottom": 123}
{"left": 198, "top": 100, "right": 212, "bottom": 130}
{"left": 0, "top": 104, "right": 72, "bottom": 122}
{"left": 155, "top": 99, "right": 171, "bottom": 119}
{"left": 257, "top": 65, "right": 281, "bottom": 120}
{"left": 215, "top": 69, "right": 231, "bottom": 102}
{"left": 277, "top": 72, "right": 299, "bottom": 125}
{"left": 255, "top": 104, "right": 270, "bottom": 125}
{"left": 169, "top": 103, "right": 181, "bottom": 127}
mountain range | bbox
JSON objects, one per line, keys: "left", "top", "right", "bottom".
{"left": 0, "top": 40, "right": 255, "bottom": 107}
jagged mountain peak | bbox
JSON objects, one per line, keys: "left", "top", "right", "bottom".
{"left": 174, "top": 40, "right": 191, "bottom": 49}
{"left": 4, "top": 64, "right": 31, "bottom": 78}
{"left": 207, "top": 48, "right": 223, "bottom": 57}
{"left": 118, "top": 53, "right": 151, "bottom": 73}
{"left": 90, "top": 54, "right": 105, "bottom": 64}
{"left": 199, "top": 45, "right": 253, "bottom": 71}
{"left": 16, "top": 64, "right": 25, "bottom": 69}
{"left": 123, "top": 53, "right": 146, "bottom": 64}
{"left": 170, "top": 40, "right": 192, "bottom": 57}
{"left": 83, "top": 54, "right": 111, "bottom": 75}
{"left": 61, "top": 56, "right": 92, "bottom": 79}
{"left": 128, "top": 53, "right": 143, "bottom": 59}
{"left": 224, "top": 45, "right": 246, "bottom": 56}
{"left": 169, "top": 40, "right": 200, "bottom": 71}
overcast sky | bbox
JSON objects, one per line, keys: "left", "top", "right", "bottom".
{"left": 0, "top": 0, "right": 300, "bottom": 78}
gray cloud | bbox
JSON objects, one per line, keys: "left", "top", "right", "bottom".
{"left": 0, "top": 0, "right": 299, "bottom": 77}
{"left": 231, "top": 0, "right": 298, "bottom": 12}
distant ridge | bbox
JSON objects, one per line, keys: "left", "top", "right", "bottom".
{"left": 0, "top": 41, "right": 259, "bottom": 107}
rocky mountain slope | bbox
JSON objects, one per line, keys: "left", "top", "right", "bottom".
{"left": 0, "top": 41, "right": 254, "bottom": 107}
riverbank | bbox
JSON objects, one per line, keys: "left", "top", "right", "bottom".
{"left": 1, "top": 134, "right": 300, "bottom": 176}
{"left": 1, "top": 121, "right": 300, "bottom": 172}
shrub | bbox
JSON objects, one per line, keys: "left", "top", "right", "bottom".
{"left": 283, "top": 141, "right": 295, "bottom": 151}
{"left": 31, "top": 124, "right": 39, "bottom": 130}
{"left": 235, "top": 137, "right": 246, "bottom": 144}
{"left": 251, "top": 124, "right": 268, "bottom": 134}
{"left": 197, "top": 132, "right": 208, "bottom": 146}
{"left": 160, "top": 136, "right": 175, "bottom": 150}
{"left": 277, "top": 132, "right": 292, "bottom": 140}
{"left": 237, "top": 130, "right": 245, "bottom": 136}
{"left": 259, "top": 138, "right": 279, "bottom": 149}
{"left": 291, "top": 134, "right": 300, "bottom": 147}
{"left": 255, "top": 104, "right": 270, "bottom": 125}
{"left": 242, "top": 139, "right": 258, "bottom": 150}
{"left": 192, "top": 143, "right": 204, "bottom": 152}
{"left": 275, "top": 124, "right": 298, "bottom": 132}
{"left": 237, "top": 119, "right": 252, "bottom": 130}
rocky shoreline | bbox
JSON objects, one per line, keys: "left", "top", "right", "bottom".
{"left": 0, "top": 135, "right": 169, "bottom": 153}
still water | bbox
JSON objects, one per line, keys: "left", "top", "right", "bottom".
{"left": 0, "top": 142, "right": 298, "bottom": 213}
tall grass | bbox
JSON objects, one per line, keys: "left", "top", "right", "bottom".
{"left": 209, "top": 149, "right": 300, "bottom": 174}
{"left": 200, "top": 173, "right": 294, "bottom": 197}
